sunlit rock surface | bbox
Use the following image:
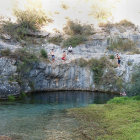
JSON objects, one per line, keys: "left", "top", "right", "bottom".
{"left": 1, "top": 33, "right": 140, "bottom": 98}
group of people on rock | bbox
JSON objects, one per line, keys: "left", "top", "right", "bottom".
{"left": 49, "top": 46, "right": 127, "bottom": 95}
{"left": 50, "top": 45, "right": 73, "bottom": 63}
{"left": 50, "top": 46, "right": 121, "bottom": 67}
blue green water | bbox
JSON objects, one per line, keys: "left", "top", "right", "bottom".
{"left": 0, "top": 91, "right": 119, "bottom": 140}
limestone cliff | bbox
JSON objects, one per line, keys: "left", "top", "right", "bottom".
{"left": 0, "top": 34, "right": 140, "bottom": 99}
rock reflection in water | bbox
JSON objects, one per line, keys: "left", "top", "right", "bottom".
{"left": 25, "top": 91, "right": 117, "bottom": 105}
{"left": 0, "top": 91, "right": 119, "bottom": 140}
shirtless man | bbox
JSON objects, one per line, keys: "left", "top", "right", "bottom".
{"left": 62, "top": 51, "right": 67, "bottom": 63}
{"left": 115, "top": 54, "right": 121, "bottom": 68}
{"left": 50, "top": 49, "right": 55, "bottom": 63}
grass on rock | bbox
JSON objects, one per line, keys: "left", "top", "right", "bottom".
{"left": 68, "top": 96, "right": 140, "bottom": 140}
{"left": 107, "top": 38, "right": 140, "bottom": 53}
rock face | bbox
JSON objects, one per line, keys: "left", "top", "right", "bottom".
{"left": 0, "top": 39, "right": 21, "bottom": 51}
{"left": 1, "top": 33, "right": 140, "bottom": 98}
{"left": 0, "top": 58, "right": 20, "bottom": 98}
{"left": 0, "top": 53, "right": 140, "bottom": 98}
{"left": 27, "top": 63, "right": 93, "bottom": 91}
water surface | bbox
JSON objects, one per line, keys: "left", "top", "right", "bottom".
{"left": 0, "top": 91, "right": 119, "bottom": 140}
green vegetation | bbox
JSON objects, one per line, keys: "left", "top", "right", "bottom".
{"left": 8, "top": 95, "right": 15, "bottom": 101}
{"left": 1, "top": 49, "right": 10, "bottom": 56}
{"left": 99, "top": 19, "right": 135, "bottom": 33}
{"left": 99, "top": 21, "right": 113, "bottom": 32}
{"left": 19, "top": 92, "right": 26, "bottom": 99}
{"left": 1, "top": 0, "right": 52, "bottom": 42}
{"left": 8, "top": 75, "right": 15, "bottom": 82}
{"left": 109, "top": 54, "right": 115, "bottom": 59}
{"left": 99, "top": 20, "right": 135, "bottom": 29}
{"left": 125, "top": 66, "right": 140, "bottom": 96}
{"left": 63, "top": 19, "right": 94, "bottom": 47}
{"left": 63, "top": 20, "right": 94, "bottom": 36}
{"left": 77, "top": 57, "right": 122, "bottom": 90}
{"left": 90, "top": 57, "right": 108, "bottom": 84}
{"left": 115, "top": 19, "right": 135, "bottom": 28}
{"left": 107, "top": 38, "right": 139, "bottom": 53}
{"left": 78, "top": 58, "right": 88, "bottom": 67}
{"left": 40, "top": 49, "right": 48, "bottom": 58}
{"left": 10, "top": 48, "right": 39, "bottom": 85}
{"left": 127, "top": 61, "right": 132, "bottom": 66}
{"left": 68, "top": 96, "right": 140, "bottom": 140}
{"left": 63, "top": 35, "right": 85, "bottom": 47}
{"left": 48, "top": 36, "right": 63, "bottom": 45}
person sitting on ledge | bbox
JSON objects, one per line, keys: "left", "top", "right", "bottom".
{"left": 68, "top": 45, "right": 73, "bottom": 54}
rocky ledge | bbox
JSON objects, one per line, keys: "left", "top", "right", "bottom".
{"left": 0, "top": 52, "right": 139, "bottom": 99}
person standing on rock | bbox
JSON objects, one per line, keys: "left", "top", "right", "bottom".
{"left": 62, "top": 51, "right": 67, "bottom": 63}
{"left": 116, "top": 54, "right": 121, "bottom": 68}
{"left": 50, "top": 49, "right": 55, "bottom": 63}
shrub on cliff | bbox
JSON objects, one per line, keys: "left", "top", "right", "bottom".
{"left": 40, "top": 49, "right": 48, "bottom": 58}
{"left": 77, "top": 56, "right": 122, "bottom": 90}
{"left": 63, "top": 35, "right": 85, "bottom": 47}
{"left": 8, "top": 95, "right": 15, "bottom": 101}
{"left": 125, "top": 66, "right": 140, "bottom": 96}
{"left": 116, "top": 19, "right": 135, "bottom": 28}
{"left": 1, "top": 0, "right": 52, "bottom": 42}
{"left": 107, "top": 38, "right": 139, "bottom": 53}
{"left": 109, "top": 55, "right": 115, "bottom": 59}
{"left": 48, "top": 36, "right": 63, "bottom": 45}
{"left": 63, "top": 19, "right": 94, "bottom": 36}
{"left": 1, "top": 49, "right": 10, "bottom": 56}
{"left": 62, "top": 19, "right": 94, "bottom": 47}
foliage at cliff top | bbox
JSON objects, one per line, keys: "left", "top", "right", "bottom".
{"left": 63, "top": 19, "right": 94, "bottom": 47}
{"left": 0, "top": 0, "right": 52, "bottom": 42}
{"left": 99, "top": 19, "right": 135, "bottom": 29}
{"left": 63, "top": 19, "right": 94, "bottom": 36}
{"left": 68, "top": 96, "right": 140, "bottom": 140}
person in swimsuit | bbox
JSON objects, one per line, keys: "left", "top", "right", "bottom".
{"left": 62, "top": 51, "right": 67, "bottom": 63}
{"left": 116, "top": 54, "right": 121, "bottom": 68}
{"left": 120, "top": 92, "right": 126, "bottom": 96}
{"left": 50, "top": 49, "right": 55, "bottom": 63}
